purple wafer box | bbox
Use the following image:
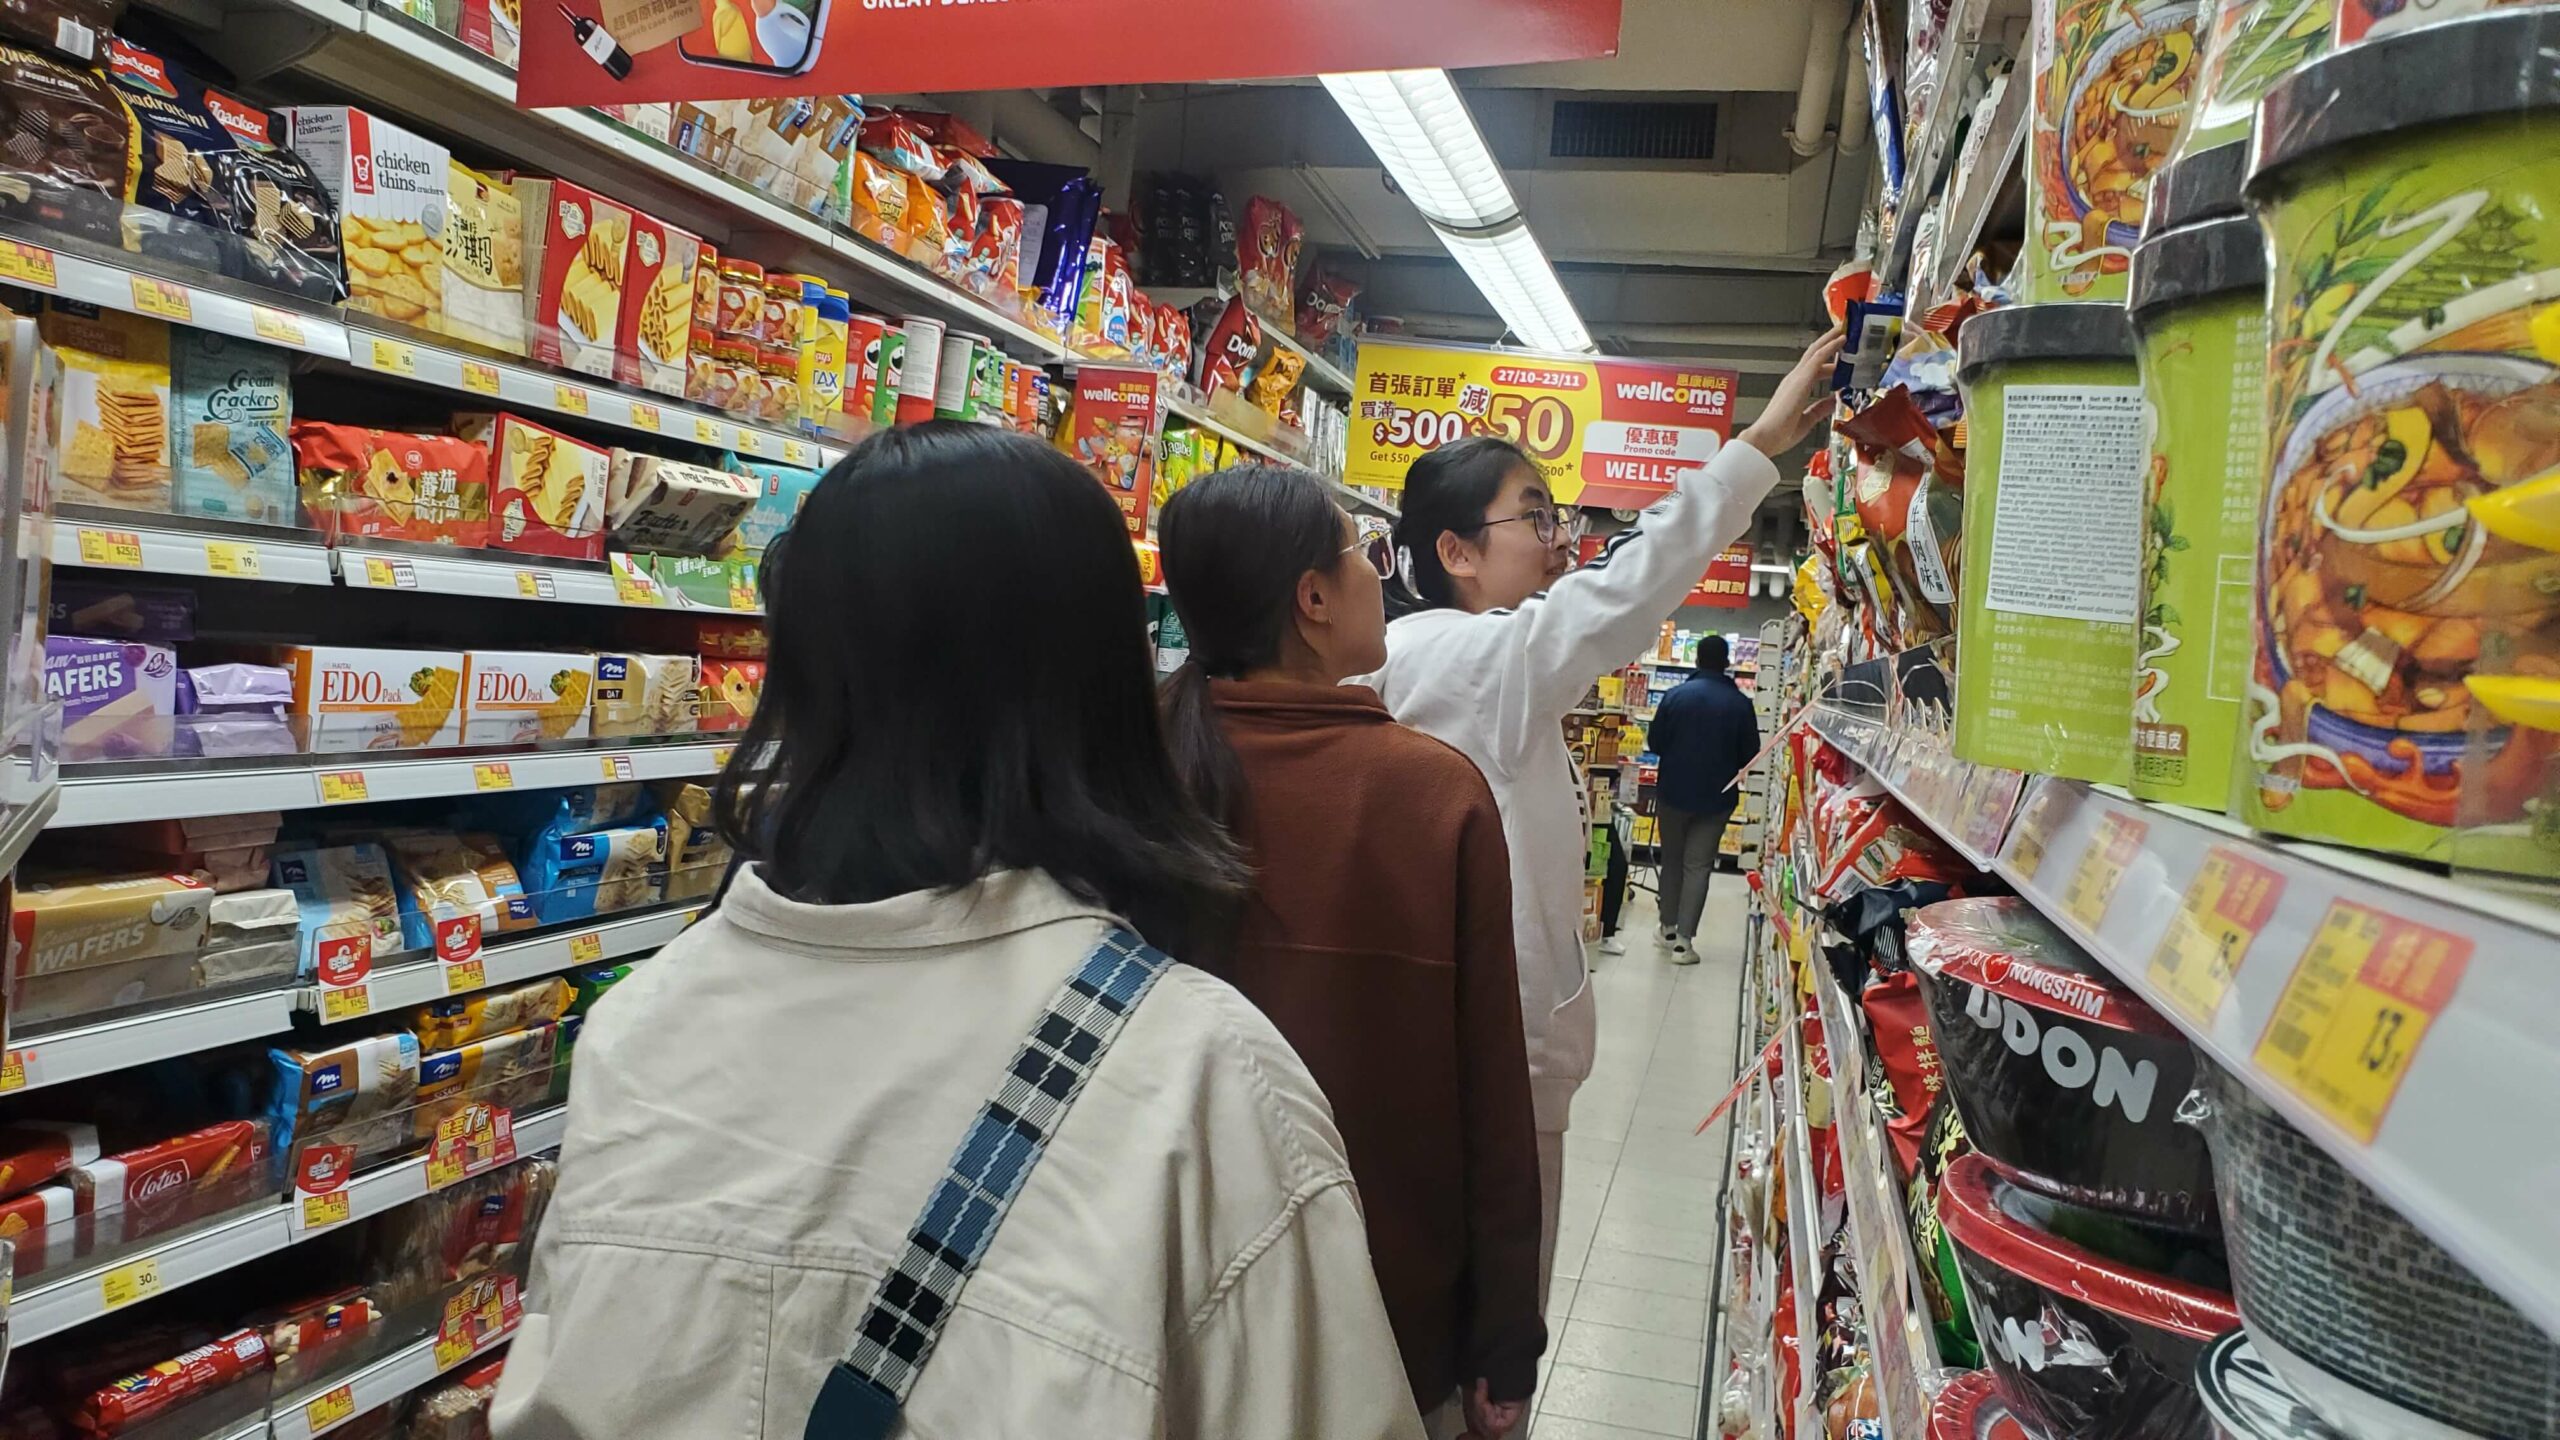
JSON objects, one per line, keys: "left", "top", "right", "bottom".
{"left": 43, "top": 637, "right": 177, "bottom": 761}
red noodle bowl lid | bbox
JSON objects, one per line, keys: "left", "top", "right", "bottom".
{"left": 1931, "top": 1370, "right": 2032, "bottom": 1440}
{"left": 1939, "top": 1152, "right": 2239, "bottom": 1340}
{"left": 1908, "top": 897, "right": 2181, "bottom": 1038}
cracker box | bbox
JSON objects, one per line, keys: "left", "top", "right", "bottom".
{"left": 71, "top": 1118, "right": 269, "bottom": 1246}
{"left": 289, "top": 422, "right": 490, "bottom": 548}
{"left": 271, "top": 841, "right": 402, "bottom": 972}
{"left": 41, "top": 301, "right": 173, "bottom": 512}
{"left": 171, "top": 332, "right": 293, "bottom": 524}
{"left": 271, "top": 644, "right": 464, "bottom": 751}
{"left": 616, "top": 213, "right": 699, "bottom": 399}
{"left": 518, "top": 178, "right": 631, "bottom": 379}
{"left": 451, "top": 411, "right": 605, "bottom": 561}
{"left": 10, "top": 871, "right": 214, "bottom": 978}
{"left": 592, "top": 652, "right": 697, "bottom": 737}
{"left": 463, "top": 650, "right": 594, "bottom": 746}
{"left": 698, "top": 657, "right": 762, "bottom": 733}
{"left": 45, "top": 637, "right": 177, "bottom": 761}
{"left": 605, "top": 452, "right": 756, "bottom": 556}
{"left": 442, "top": 163, "right": 526, "bottom": 356}
{"left": 284, "top": 107, "right": 449, "bottom": 332}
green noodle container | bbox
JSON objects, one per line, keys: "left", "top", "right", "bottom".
{"left": 2241, "top": 9, "right": 2560, "bottom": 859}
{"left": 1953, "top": 305, "right": 2144, "bottom": 783}
{"left": 2128, "top": 218, "right": 2268, "bottom": 810}
{"left": 2168, "top": 0, "right": 2331, "bottom": 164}
{"left": 2023, "top": 0, "right": 2203, "bottom": 302}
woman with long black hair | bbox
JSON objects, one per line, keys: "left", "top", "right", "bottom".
{"left": 495, "top": 425, "right": 1426, "bottom": 1440}
{"left": 1159, "top": 466, "right": 1544, "bottom": 1440}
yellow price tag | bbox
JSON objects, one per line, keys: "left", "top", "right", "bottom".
{"left": 783, "top": 439, "right": 813, "bottom": 466}
{"left": 100, "top": 1256, "right": 162, "bottom": 1312}
{"left": 612, "top": 572, "right": 661, "bottom": 607}
{"left": 369, "top": 336, "right": 416, "bottom": 376}
{"left": 2148, "top": 848, "right": 2284, "bottom": 1024}
{"left": 252, "top": 306, "right": 308, "bottom": 347}
{"left": 320, "top": 983, "right": 372, "bottom": 1024}
{"left": 516, "top": 569, "right": 556, "bottom": 600}
{"left": 727, "top": 579, "right": 757, "bottom": 611}
{"left": 76, "top": 528, "right": 144, "bottom": 568}
{"left": 2061, "top": 810, "right": 2146, "bottom": 932}
{"left": 304, "top": 1384, "right": 357, "bottom": 1432}
{"left": 433, "top": 1331, "right": 474, "bottom": 1370}
{"left": 462, "top": 360, "right": 502, "bottom": 396}
{"left": 0, "top": 1050, "right": 27, "bottom": 1093}
{"left": 0, "top": 238, "right": 57, "bottom": 287}
{"left": 444, "top": 957, "right": 487, "bottom": 995}
{"left": 300, "top": 1190, "right": 352, "bottom": 1230}
{"left": 694, "top": 415, "right": 723, "bottom": 444}
{"left": 361, "top": 556, "right": 396, "bottom": 586}
{"left": 473, "top": 762, "right": 515, "bottom": 791}
{"left": 555, "top": 382, "right": 590, "bottom": 415}
{"left": 2006, "top": 789, "right": 2059, "bottom": 881}
{"left": 631, "top": 402, "right": 661, "bottom": 431}
{"left": 600, "top": 753, "right": 635, "bottom": 781}
{"left": 710, "top": 746, "right": 733, "bottom": 770}
{"left": 204, "top": 540, "right": 260, "bottom": 577}
{"left": 735, "top": 429, "right": 765, "bottom": 455}
{"left": 318, "top": 770, "right": 370, "bottom": 804}
{"left": 2256, "top": 901, "right": 2471, "bottom": 1144}
{"left": 128, "top": 273, "right": 193, "bottom": 322}
{"left": 568, "top": 932, "right": 604, "bottom": 964}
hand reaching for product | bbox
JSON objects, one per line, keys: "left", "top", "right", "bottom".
{"left": 1738, "top": 325, "right": 1849, "bottom": 457}
{"left": 1461, "top": 1378, "right": 1526, "bottom": 1440}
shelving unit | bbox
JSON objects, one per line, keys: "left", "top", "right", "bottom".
{"left": 1774, "top": 1010, "right": 1831, "bottom": 1440}
{"left": 324, "top": 904, "right": 694, "bottom": 1016}
{"left": 269, "top": 1316, "right": 516, "bottom": 1440}
{"left": 1809, "top": 966, "right": 1935, "bottom": 1440}
{"left": 1878, "top": 0, "right": 2035, "bottom": 292}
{"left": 52, "top": 739, "right": 733, "bottom": 827}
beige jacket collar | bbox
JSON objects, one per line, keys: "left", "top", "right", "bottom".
{"left": 718, "top": 864, "right": 1124, "bottom": 954}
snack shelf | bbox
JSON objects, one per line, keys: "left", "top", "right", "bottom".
{"left": 51, "top": 740, "right": 735, "bottom": 827}
{"left": 269, "top": 1313, "right": 516, "bottom": 1440}
{"left": 5, "top": 989, "right": 300, "bottom": 1098}
{"left": 1919, "top": 65, "right": 2029, "bottom": 309}
{"left": 1773, "top": 1010, "right": 1827, "bottom": 1440}
{"left": 338, "top": 318, "right": 840, "bottom": 471}
{"left": 332, "top": 542, "right": 763, "bottom": 616}
{"left": 52, "top": 516, "right": 339, "bottom": 588}
{"left": 1145, "top": 288, "right": 1352, "bottom": 395}
{"left": 1878, "top": 0, "right": 2034, "bottom": 290}
{"left": 0, "top": 222, "right": 352, "bottom": 362}
{"left": 312, "top": 903, "right": 695, "bottom": 1017}
{"left": 1807, "top": 709, "right": 2560, "bottom": 1340}
{"left": 290, "top": 1106, "right": 568, "bottom": 1240}
{"left": 1165, "top": 389, "right": 1309, "bottom": 468}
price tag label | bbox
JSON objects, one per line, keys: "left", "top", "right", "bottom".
{"left": 783, "top": 439, "right": 813, "bottom": 466}
{"left": 710, "top": 746, "right": 733, "bottom": 770}
{"left": 734, "top": 429, "right": 765, "bottom": 455}
{"left": 515, "top": 570, "right": 557, "bottom": 600}
{"left": 473, "top": 762, "right": 514, "bottom": 791}
{"left": 461, "top": 359, "right": 502, "bottom": 396}
{"left": 2256, "top": 901, "right": 2472, "bottom": 1144}
{"left": 2148, "top": 848, "right": 2285, "bottom": 1024}
{"left": 727, "top": 578, "right": 756, "bottom": 611}
{"left": 318, "top": 770, "right": 370, "bottom": 804}
{"left": 389, "top": 559, "right": 417, "bottom": 588}
{"left": 0, "top": 238, "right": 58, "bottom": 287}
{"left": 433, "top": 1331, "right": 474, "bottom": 1370}
{"left": 425, "top": 1104, "right": 516, "bottom": 1190}
{"left": 694, "top": 415, "right": 723, "bottom": 444}
{"left": 630, "top": 402, "right": 661, "bottom": 432}
{"left": 611, "top": 572, "right": 661, "bottom": 606}
{"left": 443, "top": 958, "right": 487, "bottom": 994}
{"left": 554, "top": 383, "right": 590, "bottom": 415}
{"left": 76, "top": 528, "right": 144, "bottom": 568}
{"left": 204, "top": 540, "right": 260, "bottom": 577}
{"left": 304, "top": 1384, "right": 357, "bottom": 1432}
{"left": 300, "top": 1189, "right": 352, "bottom": 1230}
{"left": 600, "top": 753, "right": 635, "bottom": 782}
{"left": 2005, "top": 786, "right": 2060, "bottom": 881}
{"left": 100, "top": 1256, "right": 162, "bottom": 1312}
{"left": 369, "top": 336, "right": 416, "bottom": 376}
{"left": 360, "top": 556, "right": 395, "bottom": 586}
{"left": 2062, "top": 810, "right": 2146, "bottom": 932}
{"left": 568, "top": 931, "right": 604, "bottom": 964}
{"left": 127, "top": 274, "right": 192, "bottom": 322}
{"left": 0, "top": 1050, "right": 27, "bottom": 1093}
{"left": 251, "top": 306, "right": 308, "bottom": 347}
{"left": 320, "top": 984, "right": 372, "bottom": 1025}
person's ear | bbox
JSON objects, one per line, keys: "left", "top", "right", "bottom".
{"left": 1296, "top": 566, "right": 1331, "bottom": 631}
{"left": 1437, "top": 528, "right": 1479, "bottom": 582}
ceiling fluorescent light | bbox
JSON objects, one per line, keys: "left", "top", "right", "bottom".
{"left": 1318, "top": 69, "right": 1519, "bottom": 230}
{"left": 1437, "top": 222, "right": 1593, "bottom": 354}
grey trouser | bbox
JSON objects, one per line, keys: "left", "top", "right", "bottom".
{"left": 1656, "top": 804, "right": 1729, "bottom": 941}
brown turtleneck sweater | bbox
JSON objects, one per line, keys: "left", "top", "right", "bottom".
{"left": 1205, "top": 678, "right": 1546, "bottom": 1409}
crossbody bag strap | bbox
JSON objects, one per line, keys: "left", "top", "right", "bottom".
{"left": 806, "top": 925, "right": 1175, "bottom": 1440}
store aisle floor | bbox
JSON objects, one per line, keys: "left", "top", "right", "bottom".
{"left": 1528, "top": 877, "right": 1748, "bottom": 1440}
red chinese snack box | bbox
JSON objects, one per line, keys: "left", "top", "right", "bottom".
{"left": 614, "top": 212, "right": 700, "bottom": 400}
{"left": 290, "top": 423, "right": 492, "bottom": 549}
{"left": 70, "top": 1118, "right": 271, "bottom": 1247}
{"left": 518, "top": 177, "right": 632, "bottom": 380}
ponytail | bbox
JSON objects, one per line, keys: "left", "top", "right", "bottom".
{"left": 1157, "top": 657, "right": 1246, "bottom": 834}
{"left": 1392, "top": 436, "right": 1538, "bottom": 612}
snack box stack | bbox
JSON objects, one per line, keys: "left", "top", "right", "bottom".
{"left": 285, "top": 107, "right": 449, "bottom": 335}
{"left": 267, "top": 645, "right": 465, "bottom": 753}
{"left": 616, "top": 210, "right": 701, "bottom": 399}
{"left": 516, "top": 177, "right": 631, "bottom": 380}
{"left": 0, "top": 1122, "right": 99, "bottom": 1278}
{"left": 69, "top": 1115, "right": 270, "bottom": 1247}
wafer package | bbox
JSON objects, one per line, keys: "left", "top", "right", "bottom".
{"left": 386, "top": 831, "right": 535, "bottom": 947}
{"left": 0, "top": 41, "right": 138, "bottom": 244}
{"left": 272, "top": 840, "right": 402, "bottom": 971}
{"left": 519, "top": 177, "right": 630, "bottom": 378}
{"left": 43, "top": 635, "right": 176, "bottom": 760}
{"left": 171, "top": 331, "right": 292, "bottom": 524}
{"left": 286, "top": 106, "right": 446, "bottom": 330}
{"left": 42, "top": 301, "right": 171, "bottom": 512}
{"left": 616, "top": 211, "right": 697, "bottom": 398}
{"left": 414, "top": 1023, "right": 558, "bottom": 1137}
{"left": 592, "top": 652, "right": 696, "bottom": 737}
{"left": 9, "top": 869, "right": 212, "bottom": 978}
{"left": 442, "top": 162, "right": 524, "bottom": 355}
{"left": 411, "top": 977, "right": 571, "bottom": 1052}
{"left": 451, "top": 411, "right": 604, "bottom": 561}
{"left": 267, "top": 1031, "right": 418, "bottom": 1165}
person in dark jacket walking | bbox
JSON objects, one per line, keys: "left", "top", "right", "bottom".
{"left": 1644, "top": 635, "right": 1760, "bottom": 961}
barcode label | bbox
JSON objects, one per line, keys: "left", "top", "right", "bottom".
{"left": 2264, "top": 1020, "right": 2312, "bottom": 1060}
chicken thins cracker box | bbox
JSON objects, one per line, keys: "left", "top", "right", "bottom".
{"left": 463, "top": 650, "right": 594, "bottom": 746}
{"left": 616, "top": 213, "right": 699, "bottom": 399}
{"left": 284, "top": 107, "right": 449, "bottom": 333}
{"left": 271, "top": 645, "right": 464, "bottom": 751}
{"left": 452, "top": 412, "right": 606, "bottom": 562}
{"left": 518, "top": 178, "right": 631, "bottom": 379}
{"left": 172, "top": 332, "right": 294, "bottom": 525}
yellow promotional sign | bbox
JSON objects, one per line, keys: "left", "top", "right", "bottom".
{"left": 1347, "top": 340, "right": 1739, "bottom": 506}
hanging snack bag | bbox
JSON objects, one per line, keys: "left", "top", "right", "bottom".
{"left": 1239, "top": 196, "right": 1303, "bottom": 319}
{"left": 0, "top": 41, "right": 137, "bottom": 244}
{"left": 1247, "top": 347, "right": 1305, "bottom": 417}
{"left": 442, "top": 162, "right": 525, "bottom": 356}
{"left": 170, "top": 330, "right": 292, "bottom": 526}
{"left": 1199, "top": 294, "right": 1263, "bottom": 399}
{"left": 1296, "top": 271, "right": 1362, "bottom": 347}
{"left": 289, "top": 422, "right": 491, "bottom": 548}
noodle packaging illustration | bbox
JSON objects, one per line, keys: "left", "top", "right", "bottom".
{"left": 2025, "top": 0, "right": 2202, "bottom": 302}
{"left": 2243, "top": 10, "right": 2560, "bottom": 869}
{"left": 2171, "top": 0, "right": 2330, "bottom": 163}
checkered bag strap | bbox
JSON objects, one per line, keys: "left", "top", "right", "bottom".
{"left": 805, "top": 926, "right": 1174, "bottom": 1440}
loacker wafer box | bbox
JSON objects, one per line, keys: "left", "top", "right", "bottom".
{"left": 616, "top": 212, "right": 699, "bottom": 399}
{"left": 284, "top": 107, "right": 449, "bottom": 333}
{"left": 518, "top": 178, "right": 631, "bottom": 379}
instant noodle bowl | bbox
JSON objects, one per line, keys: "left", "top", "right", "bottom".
{"left": 1908, "top": 898, "right": 2216, "bottom": 1228}
{"left": 2145, "top": 140, "right": 2248, "bottom": 236}
{"left": 2170, "top": 0, "right": 2331, "bottom": 165}
{"left": 2189, "top": 1060, "right": 2560, "bottom": 1436}
{"left": 1931, "top": 1370, "right": 2035, "bottom": 1440}
{"left": 1941, "top": 1152, "right": 2239, "bottom": 1440}
{"left": 2241, "top": 10, "right": 2560, "bottom": 862}
{"left": 2025, "top": 0, "right": 2203, "bottom": 301}
{"left": 2129, "top": 217, "right": 2269, "bottom": 808}
{"left": 2194, "top": 1331, "right": 2356, "bottom": 1440}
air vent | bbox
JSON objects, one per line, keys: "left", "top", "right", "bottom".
{"left": 1550, "top": 100, "right": 1718, "bottom": 161}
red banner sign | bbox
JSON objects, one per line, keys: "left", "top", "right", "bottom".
{"left": 519, "top": 0, "right": 1623, "bottom": 110}
{"left": 1694, "top": 544, "right": 1754, "bottom": 608}
{"left": 1059, "top": 366, "right": 1161, "bottom": 538}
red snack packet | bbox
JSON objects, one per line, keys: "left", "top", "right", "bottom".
{"left": 0, "top": 1123, "right": 98, "bottom": 1200}
{"left": 70, "top": 1118, "right": 271, "bottom": 1247}
{"left": 902, "top": 176, "right": 951, "bottom": 271}
{"left": 1159, "top": 305, "right": 1193, "bottom": 381}
{"left": 856, "top": 111, "right": 942, "bottom": 180}
{"left": 968, "top": 197, "right": 1025, "bottom": 299}
{"left": 1858, "top": 970, "right": 1942, "bottom": 1181}
{"left": 1239, "top": 196, "right": 1302, "bottom": 318}
{"left": 1296, "top": 270, "right": 1362, "bottom": 346}
{"left": 0, "top": 1184, "right": 72, "bottom": 1277}
{"left": 246, "top": 1286, "right": 381, "bottom": 1364}
{"left": 290, "top": 424, "right": 492, "bottom": 550}
{"left": 935, "top": 146, "right": 1004, "bottom": 197}
{"left": 1199, "top": 294, "right": 1263, "bottom": 399}
{"left": 943, "top": 184, "right": 982, "bottom": 279}
{"left": 73, "top": 1329, "right": 269, "bottom": 1438}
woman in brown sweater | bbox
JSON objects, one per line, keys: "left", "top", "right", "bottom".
{"left": 1159, "top": 467, "right": 1545, "bottom": 1440}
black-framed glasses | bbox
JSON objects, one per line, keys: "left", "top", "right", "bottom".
{"left": 1343, "top": 517, "right": 1396, "bottom": 580}
{"left": 1479, "top": 504, "right": 1584, "bottom": 548}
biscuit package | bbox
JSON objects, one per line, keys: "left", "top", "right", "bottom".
{"left": 266, "top": 1031, "right": 418, "bottom": 1166}
{"left": 414, "top": 1023, "right": 558, "bottom": 1137}
{"left": 616, "top": 211, "right": 698, "bottom": 398}
{"left": 411, "top": 977, "right": 571, "bottom": 1052}
{"left": 271, "top": 841, "right": 402, "bottom": 971}
{"left": 519, "top": 177, "right": 630, "bottom": 379}
{"left": 72, "top": 1117, "right": 268, "bottom": 1245}
{"left": 524, "top": 819, "right": 666, "bottom": 923}
{"left": 0, "top": 41, "right": 138, "bottom": 243}
{"left": 43, "top": 635, "right": 175, "bottom": 760}
{"left": 451, "top": 411, "right": 605, "bottom": 561}
{"left": 290, "top": 422, "right": 490, "bottom": 548}
{"left": 42, "top": 300, "right": 171, "bottom": 512}
{"left": 461, "top": 649, "right": 593, "bottom": 745}
{"left": 442, "top": 163, "right": 525, "bottom": 356}
{"left": 724, "top": 455, "right": 818, "bottom": 556}
{"left": 9, "top": 870, "right": 212, "bottom": 977}
{"left": 385, "top": 830, "right": 534, "bottom": 947}
{"left": 661, "top": 782, "right": 730, "bottom": 899}
{"left": 270, "top": 643, "right": 465, "bottom": 751}
{"left": 170, "top": 331, "right": 292, "bottom": 524}
{"left": 698, "top": 656, "right": 762, "bottom": 733}
{"left": 592, "top": 651, "right": 696, "bottom": 737}
{"left": 285, "top": 107, "right": 448, "bottom": 331}
{"left": 605, "top": 451, "right": 755, "bottom": 556}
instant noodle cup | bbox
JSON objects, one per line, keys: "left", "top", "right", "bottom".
{"left": 1952, "top": 304, "right": 2145, "bottom": 782}
{"left": 2144, "top": 139, "right": 2248, "bottom": 237}
{"left": 2024, "top": 0, "right": 2202, "bottom": 302}
{"left": 2127, "top": 216, "right": 2268, "bottom": 809}
{"left": 2169, "top": 0, "right": 2331, "bottom": 165}
{"left": 2240, "top": 9, "right": 2560, "bottom": 861}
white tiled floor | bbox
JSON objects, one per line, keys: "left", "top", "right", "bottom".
{"left": 1528, "top": 875, "right": 1749, "bottom": 1440}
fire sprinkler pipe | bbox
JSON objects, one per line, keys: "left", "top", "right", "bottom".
{"left": 1839, "top": 22, "right": 1871, "bottom": 155}
{"left": 1789, "top": 0, "right": 1856, "bottom": 157}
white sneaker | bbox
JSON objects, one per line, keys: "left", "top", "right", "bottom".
{"left": 1599, "top": 935, "right": 1626, "bottom": 956}
{"left": 1670, "top": 940, "right": 1698, "bottom": 965}
{"left": 1657, "top": 928, "right": 1677, "bottom": 947}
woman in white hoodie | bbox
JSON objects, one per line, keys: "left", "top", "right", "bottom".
{"left": 1362, "top": 329, "right": 1842, "bottom": 1290}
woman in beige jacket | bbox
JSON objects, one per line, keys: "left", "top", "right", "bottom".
{"left": 493, "top": 425, "right": 1425, "bottom": 1440}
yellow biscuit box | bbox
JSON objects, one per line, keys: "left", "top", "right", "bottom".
{"left": 271, "top": 645, "right": 465, "bottom": 752}
{"left": 463, "top": 650, "right": 594, "bottom": 745}
{"left": 284, "top": 108, "right": 450, "bottom": 333}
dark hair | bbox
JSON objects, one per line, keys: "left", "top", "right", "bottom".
{"left": 1156, "top": 465, "right": 1350, "bottom": 830}
{"left": 1390, "top": 436, "right": 1539, "bottom": 613}
{"left": 712, "top": 422, "right": 1246, "bottom": 951}
{"left": 1698, "top": 634, "right": 1730, "bottom": 673}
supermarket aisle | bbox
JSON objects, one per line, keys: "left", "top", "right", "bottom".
{"left": 1531, "top": 880, "right": 1749, "bottom": 1439}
